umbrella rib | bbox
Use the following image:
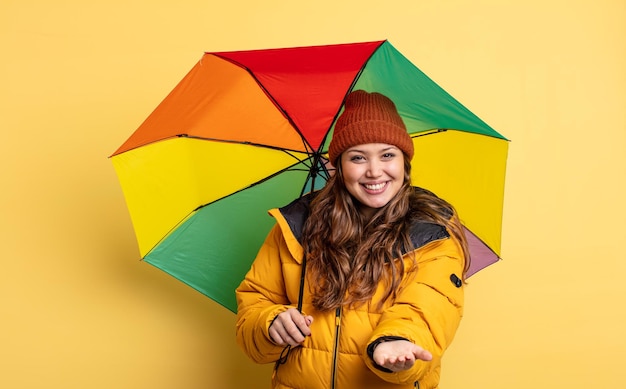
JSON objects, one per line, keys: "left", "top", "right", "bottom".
{"left": 175, "top": 134, "right": 312, "bottom": 155}
{"left": 418, "top": 128, "right": 511, "bottom": 141}
{"left": 410, "top": 128, "right": 448, "bottom": 138}
{"left": 209, "top": 54, "right": 316, "bottom": 156}
{"left": 313, "top": 40, "right": 385, "bottom": 155}
{"left": 143, "top": 155, "right": 314, "bottom": 257}
{"left": 142, "top": 147, "right": 319, "bottom": 257}
{"left": 193, "top": 157, "right": 314, "bottom": 212}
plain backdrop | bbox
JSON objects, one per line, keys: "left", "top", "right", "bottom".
{"left": 1, "top": 1, "right": 625, "bottom": 388}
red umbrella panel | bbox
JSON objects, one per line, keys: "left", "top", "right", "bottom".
{"left": 111, "top": 40, "right": 509, "bottom": 312}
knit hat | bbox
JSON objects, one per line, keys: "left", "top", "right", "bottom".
{"left": 328, "top": 90, "right": 414, "bottom": 164}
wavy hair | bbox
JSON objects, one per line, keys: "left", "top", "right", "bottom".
{"left": 302, "top": 155, "right": 469, "bottom": 312}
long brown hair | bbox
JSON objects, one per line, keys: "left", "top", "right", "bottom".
{"left": 302, "top": 155, "right": 470, "bottom": 312}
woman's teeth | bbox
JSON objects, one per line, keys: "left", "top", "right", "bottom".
{"left": 364, "top": 183, "right": 385, "bottom": 190}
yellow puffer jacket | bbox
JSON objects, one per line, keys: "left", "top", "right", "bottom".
{"left": 236, "top": 195, "right": 465, "bottom": 389}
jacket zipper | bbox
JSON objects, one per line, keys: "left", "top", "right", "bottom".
{"left": 330, "top": 307, "right": 342, "bottom": 389}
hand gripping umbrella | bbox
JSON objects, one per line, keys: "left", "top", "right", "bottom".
{"left": 110, "top": 40, "right": 509, "bottom": 312}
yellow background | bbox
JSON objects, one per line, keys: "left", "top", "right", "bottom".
{"left": 1, "top": 1, "right": 624, "bottom": 388}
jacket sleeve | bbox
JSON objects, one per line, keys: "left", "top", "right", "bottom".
{"left": 362, "top": 235, "right": 466, "bottom": 385}
{"left": 235, "top": 224, "right": 294, "bottom": 364}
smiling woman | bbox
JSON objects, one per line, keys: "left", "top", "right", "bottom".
{"left": 236, "top": 90, "right": 471, "bottom": 389}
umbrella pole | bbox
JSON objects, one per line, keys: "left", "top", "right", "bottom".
{"left": 297, "top": 256, "right": 306, "bottom": 312}
{"left": 276, "top": 255, "right": 307, "bottom": 367}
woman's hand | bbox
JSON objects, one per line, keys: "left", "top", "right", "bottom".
{"left": 372, "top": 339, "right": 432, "bottom": 372}
{"left": 269, "top": 308, "right": 313, "bottom": 347}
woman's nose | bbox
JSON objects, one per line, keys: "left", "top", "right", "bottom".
{"left": 366, "top": 161, "right": 383, "bottom": 177}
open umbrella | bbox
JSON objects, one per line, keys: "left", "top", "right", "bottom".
{"left": 110, "top": 40, "right": 508, "bottom": 312}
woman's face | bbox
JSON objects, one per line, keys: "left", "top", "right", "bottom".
{"left": 340, "top": 143, "right": 405, "bottom": 219}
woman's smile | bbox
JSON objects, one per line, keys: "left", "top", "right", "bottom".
{"left": 362, "top": 181, "right": 389, "bottom": 193}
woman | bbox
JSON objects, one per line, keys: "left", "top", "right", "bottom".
{"left": 236, "top": 90, "right": 469, "bottom": 389}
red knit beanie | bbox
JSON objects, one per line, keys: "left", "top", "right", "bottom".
{"left": 328, "top": 90, "right": 414, "bottom": 164}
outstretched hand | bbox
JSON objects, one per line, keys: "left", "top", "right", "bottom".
{"left": 269, "top": 308, "right": 314, "bottom": 347}
{"left": 373, "top": 339, "right": 432, "bottom": 372}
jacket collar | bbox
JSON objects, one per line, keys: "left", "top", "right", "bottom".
{"left": 277, "top": 189, "right": 449, "bottom": 255}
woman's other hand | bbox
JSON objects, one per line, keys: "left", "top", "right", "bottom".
{"left": 373, "top": 339, "right": 432, "bottom": 372}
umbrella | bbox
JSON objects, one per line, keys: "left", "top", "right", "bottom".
{"left": 110, "top": 40, "right": 508, "bottom": 312}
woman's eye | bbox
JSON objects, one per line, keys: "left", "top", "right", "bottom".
{"left": 382, "top": 152, "right": 396, "bottom": 159}
{"left": 350, "top": 155, "right": 365, "bottom": 161}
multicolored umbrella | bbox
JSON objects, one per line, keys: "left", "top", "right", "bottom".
{"left": 110, "top": 40, "right": 508, "bottom": 312}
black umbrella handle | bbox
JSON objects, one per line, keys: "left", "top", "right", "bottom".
{"left": 276, "top": 256, "right": 307, "bottom": 367}
{"left": 296, "top": 256, "right": 307, "bottom": 312}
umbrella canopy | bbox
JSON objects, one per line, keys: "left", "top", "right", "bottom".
{"left": 111, "top": 40, "right": 508, "bottom": 312}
